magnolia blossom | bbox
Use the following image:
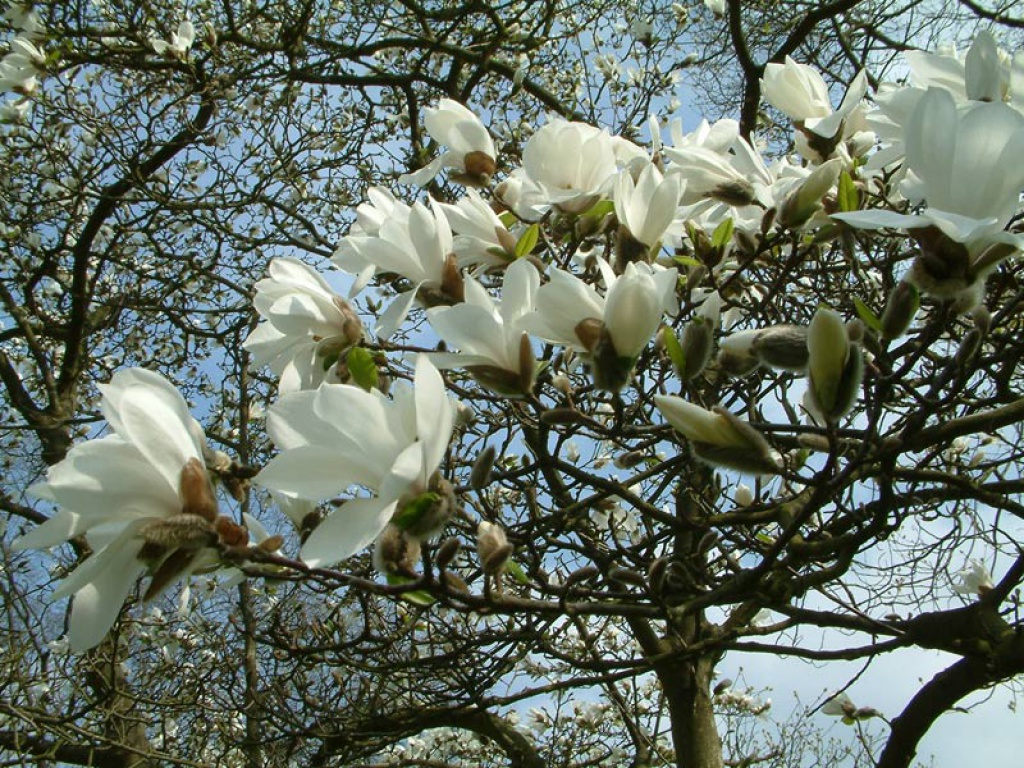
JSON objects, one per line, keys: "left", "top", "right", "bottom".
{"left": 614, "top": 161, "right": 684, "bottom": 249}
{"left": 399, "top": 99, "right": 497, "bottom": 187}
{"left": 904, "top": 31, "right": 1024, "bottom": 108}
{"left": 953, "top": 560, "right": 995, "bottom": 597}
{"left": 335, "top": 199, "right": 461, "bottom": 339}
{"left": 520, "top": 119, "right": 644, "bottom": 214}
{"left": 256, "top": 356, "right": 457, "bottom": 567}
{"left": 243, "top": 258, "right": 364, "bottom": 392}
{"left": 835, "top": 88, "right": 1024, "bottom": 303}
{"left": 428, "top": 258, "right": 539, "bottom": 397}
{"left": 13, "top": 369, "right": 229, "bottom": 651}
{"left": 0, "top": 34, "right": 43, "bottom": 94}
{"left": 664, "top": 134, "right": 773, "bottom": 208}
{"left": 437, "top": 188, "right": 520, "bottom": 270}
{"left": 523, "top": 257, "right": 676, "bottom": 390}
{"left": 150, "top": 20, "right": 196, "bottom": 58}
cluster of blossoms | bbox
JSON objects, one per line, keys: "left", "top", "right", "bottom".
{"left": 16, "top": 32, "right": 1024, "bottom": 650}
{"left": 1, "top": 3, "right": 46, "bottom": 120}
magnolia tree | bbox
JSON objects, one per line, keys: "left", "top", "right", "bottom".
{"left": 3, "top": 1, "right": 1024, "bottom": 767}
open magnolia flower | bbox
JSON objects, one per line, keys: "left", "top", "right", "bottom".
{"left": 255, "top": 355, "right": 457, "bottom": 568}
{"left": 399, "top": 99, "right": 496, "bottom": 187}
{"left": 13, "top": 369, "right": 247, "bottom": 651}
{"left": 953, "top": 560, "right": 995, "bottom": 597}
{"left": 519, "top": 119, "right": 644, "bottom": 214}
{"left": 243, "top": 257, "right": 364, "bottom": 392}
{"left": 150, "top": 20, "right": 195, "bottom": 59}
{"left": 614, "top": 161, "right": 684, "bottom": 264}
{"left": 428, "top": 258, "right": 539, "bottom": 397}
{"left": 835, "top": 87, "right": 1024, "bottom": 306}
{"left": 523, "top": 257, "right": 677, "bottom": 391}
{"left": 335, "top": 198, "right": 462, "bottom": 339}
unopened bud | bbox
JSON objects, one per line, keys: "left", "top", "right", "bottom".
{"left": 613, "top": 450, "right": 647, "bottom": 469}
{"left": 470, "top": 445, "right": 497, "bottom": 489}
{"left": 880, "top": 281, "right": 919, "bottom": 340}
{"left": 564, "top": 565, "right": 599, "bottom": 589}
{"left": 434, "top": 537, "right": 462, "bottom": 569}
{"left": 751, "top": 325, "right": 809, "bottom": 371}
{"left": 476, "top": 521, "right": 512, "bottom": 576}
{"left": 680, "top": 317, "right": 714, "bottom": 379}
{"left": 373, "top": 523, "right": 421, "bottom": 578}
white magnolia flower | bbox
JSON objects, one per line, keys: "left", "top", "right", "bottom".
{"left": 904, "top": 32, "right": 1024, "bottom": 108}
{"left": 256, "top": 356, "right": 457, "bottom": 567}
{"left": 437, "top": 189, "right": 520, "bottom": 270}
{"left": 428, "top": 258, "right": 539, "bottom": 397}
{"left": 953, "top": 560, "right": 995, "bottom": 597}
{"left": 243, "top": 258, "right": 364, "bottom": 392}
{"left": 835, "top": 88, "right": 1024, "bottom": 304}
{"left": 335, "top": 199, "right": 461, "bottom": 339}
{"left": 13, "top": 369, "right": 227, "bottom": 651}
{"left": 520, "top": 119, "right": 644, "bottom": 214}
{"left": 664, "top": 134, "right": 773, "bottom": 207}
{"left": 614, "top": 161, "right": 684, "bottom": 248}
{"left": 821, "top": 692, "right": 856, "bottom": 717}
{"left": 399, "top": 99, "right": 497, "bottom": 187}
{"left": 523, "top": 257, "right": 677, "bottom": 390}
{"left": 150, "top": 20, "right": 196, "bottom": 59}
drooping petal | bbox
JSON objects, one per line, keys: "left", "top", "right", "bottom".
{"left": 299, "top": 497, "right": 398, "bottom": 567}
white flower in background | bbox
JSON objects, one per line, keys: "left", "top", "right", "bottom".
{"left": 4, "top": 4, "right": 44, "bottom": 38}
{"left": 704, "top": 0, "right": 726, "bottom": 16}
{"left": 953, "top": 560, "right": 995, "bottom": 597}
{"left": 761, "top": 57, "right": 833, "bottom": 123}
{"left": 614, "top": 161, "right": 684, "bottom": 250}
{"left": 256, "top": 356, "right": 457, "bottom": 567}
{"left": 821, "top": 692, "right": 857, "bottom": 717}
{"left": 150, "top": 20, "right": 195, "bottom": 59}
{"left": 523, "top": 257, "right": 677, "bottom": 390}
{"left": 428, "top": 258, "right": 539, "bottom": 397}
{"left": 520, "top": 119, "right": 644, "bottom": 214}
{"left": 904, "top": 31, "right": 1024, "bottom": 108}
{"left": 399, "top": 99, "right": 497, "bottom": 187}
{"left": 12, "top": 369, "right": 234, "bottom": 651}
{"left": 0, "top": 35, "right": 43, "bottom": 94}
{"left": 335, "top": 199, "right": 461, "bottom": 339}
{"left": 734, "top": 483, "right": 754, "bottom": 507}
{"left": 243, "top": 258, "right": 364, "bottom": 392}
{"left": 664, "top": 134, "right": 773, "bottom": 207}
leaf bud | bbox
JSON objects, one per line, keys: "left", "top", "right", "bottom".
{"left": 373, "top": 524, "right": 421, "bottom": 578}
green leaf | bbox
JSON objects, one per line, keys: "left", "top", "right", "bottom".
{"left": 385, "top": 574, "right": 436, "bottom": 606}
{"left": 391, "top": 492, "right": 440, "bottom": 531}
{"left": 498, "top": 211, "right": 518, "bottom": 228}
{"left": 321, "top": 352, "right": 340, "bottom": 372}
{"left": 582, "top": 199, "right": 615, "bottom": 220}
{"left": 515, "top": 223, "right": 540, "bottom": 258}
{"left": 505, "top": 559, "right": 530, "bottom": 585}
{"left": 347, "top": 347, "right": 378, "bottom": 391}
{"left": 711, "top": 217, "right": 734, "bottom": 249}
{"left": 673, "top": 254, "right": 702, "bottom": 268}
{"left": 853, "top": 297, "right": 883, "bottom": 333}
{"left": 838, "top": 171, "right": 859, "bottom": 213}
{"left": 663, "top": 328, "right": 686, "bottom": 377}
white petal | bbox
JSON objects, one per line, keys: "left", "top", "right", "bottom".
{"left": 300, "top": 497, "right": 397, "bottom": 567}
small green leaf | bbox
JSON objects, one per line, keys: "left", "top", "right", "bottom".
{"left": 347, "top": 347, "right": 378, "bottom": 391}
{"left": 711, "top": 217, "right": 734, "bottom": 249}
{"left": 498, "top": 211, "right": 518, "bottom": 228}
{"left": 515, "top": 223, "right": 540, "bottom": 258}
{"left": 505, "top": 559, "right": 530, "bottom": 585}
{"left": 321, "top": 352, "right": 340, "bottom": 372}
{"left": 385, "top": 574, "right": 436, "bottom": 606}
{"left": 673, "top": 254, "right": 702, "bottom": 268}
{"left": 663, "top": 329, "right": 686, "bottom": 377}
{"left": 582, "top": 199, "right": 615, "bottom": 220}
{"left": 853, "top": 297, "right": 883, "bottom": 332}
{"left": 838, "top": 171, "right": 859, "bottom": 213}
{"left": 392, "top": 492, "right": 441, "bottom": 531}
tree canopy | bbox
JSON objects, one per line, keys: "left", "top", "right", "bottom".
{"left": 3, "top": 1, "right": 1024, "bottom": 767}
